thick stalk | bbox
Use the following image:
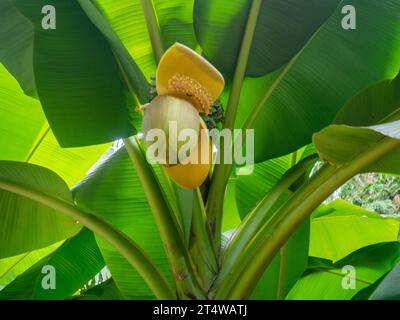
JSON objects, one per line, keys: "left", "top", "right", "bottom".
{"left": 218, "top": 155, "right": 317, "bottom": 282}
{"left": 140, "top": 0, "right": 164, "bottom": 63}
{"left": 216, "top": 137, "right": 400, "bottom": 299}
{"left": 189, "top": 189, "right": 219, "bottom": 292}
{"left": 0, "top": 179, "right": 175, "bottom": 300}
{"left": 206, "top": 0, "right": 262, "bottom": 251}
{"left": 276, "top": 244, "right": 288, "bottom": 300}
{"left": 214, "top": 164, "right": 333, "bottom": 299}
{"left": 277, "top": 150, "right": 298, "bottom": 300}
{"left": 124, "top": 137, "right": 205, "bottom": 299}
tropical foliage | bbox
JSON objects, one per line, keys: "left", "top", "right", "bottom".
{"left": 1, "top": 0, "right": 400, "bottom": 300}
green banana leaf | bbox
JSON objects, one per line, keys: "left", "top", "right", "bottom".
{"left": 369, "top": 263, "right": 400, "bottom": 300}
{"left": 222, "top": 177, "right": 241, "bottom": 232}
{"left": 94, "top": 0, "right": 198, "bottom": 79}
{"left": 0, "top": 242, "right": 62, "bottom": 287}
{"left": 234, "top": 0, "right": 400, "bottom": 162}
{"left": 288, "top": 242, "right": 400, "bottom": 300}
{"left": 0, "top": 161, "right": 82, "bottom": 258}
{"left": 313, "top": 120, "right": 400, "bottom": 174}
{"left": 0, "top": 64, "right": 44, "bottom": 162}
{"left": 194, "top": 0, "right": 339, "bottom": 76}
{"left": 13, "top": 0, "right": 136, "bottom": 147}
{"left": 73, "top": 278, "right": 124, "bottom": 300}
{"left": 287, "top": 200, "right": 400, "bottom": 300}
{"left": 77, "top": 0, "right": 148, "bottom": 104}
{"left": 334, "top": 73, "right": 400, "bottom": 126}
{"left": 235, "top": 145, "right": 315, "bottom": 218}
{"left": 310, "top": 200, "right": 400, "bottom": 262}
{"left": 229, "top": 146, "right": 315, "bottom": 299}
{"left": 73, "top": 147, "right": 173, "bottom": 299}
{"left": 0, "top": 229, "right": 105, "bottom": 299}
{"left": 250, "top": 217, "right": 310, "bottom": 300}
{"left": 0, "top": 0, "right": 35, "bottom": 96}
{"left": 0, "top": 64, "right": 110, "bottom": 187}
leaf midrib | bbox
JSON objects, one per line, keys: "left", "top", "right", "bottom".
{"left": 242, "top": 0, "right": 344, "bottom": 131}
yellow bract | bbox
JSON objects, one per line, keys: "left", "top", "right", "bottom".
{"left": 142, "top": 95, "right": 200, "bottom": 164}
{"left": 142, "top": 43, "right": 224, "bottom": 189}
{"left": 163, "top": 118, "right": 212, "bottom": 189}
{"left": 156, "top": 43, "right": 225, "bottom": 114}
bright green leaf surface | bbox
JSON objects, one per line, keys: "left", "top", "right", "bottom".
{"left": 0, "top": 161, "right": 81, "bottom": 258}
{"left": 310, "top": 200, "right": 400, "bottom": 263}
{"left": 313, "top": 120, "right": 400, "bottom": 174}
{"left": 0, "top": 64, "right": 111, "bottom": 187}
{"left": 0, "top": 0, "right": 35, "bottom": 95}
{"left": 0, "top": 242, "right": 62, "bottom": 287}
{"left": 0, "top": 229, "right": 104, "bottom": 299}
{"left": 288, "top": 242, "right": 400, "bottom": 300}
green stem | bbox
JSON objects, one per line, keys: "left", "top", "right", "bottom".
{"left": 123, "top": 137, "right": 204, "bottom": 299}
{"left": 141, "top": 0, "right": 164, "bottom": 63}
{"left": 277, "top": 150, "right": 299, "bottom": 300}
{"left": 277, "top": 150, "right": 298, "bottom": 300}
{"left": 290, "top": 151, "right": 298, "bottom": 168}
{"left": 216, "top": 155, "right": 317, "bottom": 288}
{"left": 0, "top": 179, "right": 175, "bottom": 300}
{"left": 24, "top": 124, "right": 50, "bottom": 163}
{"left": 318, "top": 269, "right": 371, "bottom": 285}
{"left": 190, "top": 189, "right": 219, "bottom": 292}
{"left": 0, "top": 252, "right": 30, "bottom": 280}
{"left": 277, "top": 244, "right": 287, "bottom": 300}
{"left": 216, "top": 136, "right": 400, "bottom": 299}
{"left": 206, "top": 0, "right": 262, "bottom": 252}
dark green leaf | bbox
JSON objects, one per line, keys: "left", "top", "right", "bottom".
{"left": 334, "top": 73, "right": 400, "bottom": 126}
{"left": 369, "top": 263, "right": 400, "bottom": 300}
{"left": 0, "top": 161, "right": 81, "bottom": 258}
{"left": 73, "top": 278, "right": 124, "bottom": 300}
{"left": 0, "top": 63, "right": 111, "bottom": 187}
{"left": 194, "top": 0, "right": 339, "bottom": 76}
{"left": 234, "top": 1, "right": 400, "bottom": 162}
{"left": 0, "top": 229, "right": 105, "bottom": 299}
{"left": 77, "top": 0, "right": 149, "bottom": 104}
{"left": 288, "top": 242, "right": 400, "bottom": 300}
{"left": 0, "top": 0, "right": 35, "bottom": 95}
{"left": 13, "top": 0, "right": 136, "bottom": 147}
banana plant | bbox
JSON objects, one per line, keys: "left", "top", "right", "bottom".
{"left": 1, "top": 0, "right": 400, "bottom": 300}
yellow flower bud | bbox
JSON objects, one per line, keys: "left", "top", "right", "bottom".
{"left": 142, "top": 95, "right": 200, "bottom": 164}
{"left": 163, "top": 118, "right": 212, "bottom": 189}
